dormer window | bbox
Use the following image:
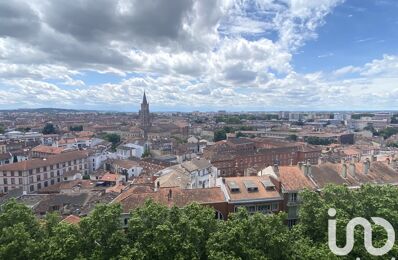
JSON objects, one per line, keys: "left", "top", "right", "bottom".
{"left": 243, "top": 180, "right": 258, "bottom": 192}
{"left": 227, "top": 181, "right": 240, "bottom": 193}
{"left": 261, "top": 179, "right": 276, "bottom": 191}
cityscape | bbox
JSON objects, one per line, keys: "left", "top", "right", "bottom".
{"left": 1, "top": 0, "right": 398, "bottom": 259}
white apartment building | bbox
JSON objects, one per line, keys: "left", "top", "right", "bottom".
{"left": 0, "top": 150, "right": 89, "bottom": 194}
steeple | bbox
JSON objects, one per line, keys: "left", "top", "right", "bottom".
{"left": 139, "top": 90, "right": 151, "bottom": 141}
{"left": 142, "top": 91, "right": 148, "bottom": 105}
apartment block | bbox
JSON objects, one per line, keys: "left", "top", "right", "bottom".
{"left": 0, "top": 150, "right": 89, "bottom": 194}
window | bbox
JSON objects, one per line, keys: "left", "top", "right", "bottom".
{"left": 18, "top": 171, "right": 22, "bottom": 176}
{"left": 246, "top": 205, "right": 256, "bottom": 213}
{"left": 4, "top": 187, "right": 8, "bottom": 193}
{"left": 288, "top": 219, "right": 298, "bottom": 228}
{"left": 10, "top": 171, "right": 14, "bottom": 176}
{"left": 289, "top": 193, "right": 298, "bottom": 203}
{"left": 29, "top": 176, "right": 33, "bottom": 183}
{"left": 272, "top": 203, "right": 279, "bottom": 211}
{"left": 37, "top": 175, "right": 41, "bottom": 181}
{"left": 50, "top": 172, "right": 54, "bottom": 178}
{"left": 51, "top": 180, "right": 55, "bottom": 185}
{"left": 30, "top": 185, "right": 34, "bottom": 192}
{"left": 19, "top": 178, "right": 23, "bottom": 184}
{"left": 29, "top": 169, "right": 33, "bottom": 175}
{"left": 44, "top": 181, "right": 48, "bottom": 187}
{"left": 257, "top": 204, "right": 271, "bottom": 214}
{"left": 37, "top": 183, "right": 41, "bottom": 190}
{"left": 11, "top": 178, "right": 15, "bottom": 185}
{"left": 57, "top": 177, "right": 60, "bottom": 182}
{"left": 4, "top": 178, "right": 7, "bottom": 185}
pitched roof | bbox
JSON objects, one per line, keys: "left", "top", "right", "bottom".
{"left": 0, "top": 150, "right": 89, "bottom": 171}
{"left": 61, "top": 215, "right": 81, "bottom": 225}
{"left": 278, "top": 166, "right": 316, "bottom": 191}
{"left": 223, "top": 176, "right": 283, "bottom": 202}
{"left": 114, "top": 186, "right": 225, "bottom": 213}
{"left": 31, "top": 145, "right": 65, "bottom": 154}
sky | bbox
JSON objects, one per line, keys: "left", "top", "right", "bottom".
{"left": 0, "top": 0, "right": 398, "bottom": 112}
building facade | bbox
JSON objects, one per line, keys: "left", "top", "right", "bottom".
{"left": 0, "top": 150, "right": 89, "bottom": 194}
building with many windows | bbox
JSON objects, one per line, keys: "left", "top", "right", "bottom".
{"left": 0, "top": 150, "right": 89, "bottom": 194}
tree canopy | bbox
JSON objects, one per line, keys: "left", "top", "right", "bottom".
{"left": 2, "top": 184, "right": 398, "bottom": 259}
{"left": 42, "top": 123, "right": 57, "bottom": 134}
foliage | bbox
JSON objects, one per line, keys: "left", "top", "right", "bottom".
{"left": 287, "top": 134, "right": 298, "bottom": 141}
{"left": 298, "top": 185, "right": 398, "bottom": 259}
{"left": 3, "top": 185, "right": 398, "bottom": 259}
{"left": 100, "top": 133, "right": 121, "bottom": 150}
{"left": 215, "top": 114, "right": 278, "bottom": 124}
{"left": 236, "top": 131, "right": 247, "bottom": 138}
{"left": 42, "top": 123, "right": 57, "bottom": 134}
{"left": 391, "top": 114, "right": 398, "bottom": 124}
{"left": 305, "top": 136, "right": 334, "bottom": 145}
{"left": 16, "top": 127, "right": 31, "bottom": 133}
{"left": 351, "top": 113, "right": 375, "bottom": 120}
{"left": 69, "top": 125, "right": 83, "bottom": 131}
{"left": 379, "top": 127, "right": 398, "bottom": 140}
{"left": 141, "top": 146, "right": 151, "bottom": 158}
{"left": 214, "top": 129, "right": 227, "bottom": 142}
{"left": 291, "top": 120, "right": 304, "bottom": 126}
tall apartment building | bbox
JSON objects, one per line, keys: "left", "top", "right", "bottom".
{"left": 0, "top": 150, "right": 89, "bottom": 194}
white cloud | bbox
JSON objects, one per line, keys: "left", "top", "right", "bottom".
{"left": 4, "top": 0, "right": 397, "bottom": 111}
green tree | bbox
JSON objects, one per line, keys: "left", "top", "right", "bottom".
{"left": 0, "top": 199, "right": 45, "bottom": 259}
{"left": 207, "top": 209, "right": 291, "bottom": 260}
{"left": 125, "top": 200, "right": 218, "bottom": 260}
{"left": 102, "top": 133, "right": 121, "bottom": 150}
{"left": 214, "top": 129, "right": 227, "bottom": 142}
{"left": 69, "top": 125, "right": 83, "bottom": 131}
{"left": 42, "top": 123, "right": 57, "bottom": 134}
{"left": 43, "top": 223, "right": 82, "bottom": 260}
{"left": 79, "top": 203, "right": 126, "bottom": 259}
{"left": 141, "top": 146, "right": 151, "bottom": 158}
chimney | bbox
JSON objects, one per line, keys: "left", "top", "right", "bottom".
{"left": 341, "top": 163, "right": 347, "bottom": 178}
{"left": 307, "top": 163, "right": 312, "bottom": 176}
{"left": 304, "top": 163, "right": 311, "bottom": 177}
{"left": 352, "top": 156, "right": 357, "bottom": 163}
{"left": 167, "top": 189, "right": 172, "bottom": 201}
{"left": 349, "top": 162, "right": 356, "bottom": 177}
{"left": 298, "top": 161, "right": 304, "bottom": 171}
{"left": 363, "top": 159, "right": 370, "bottom": 175}
{"left": 273, "top": 164, "right": 279, "bottom": 176}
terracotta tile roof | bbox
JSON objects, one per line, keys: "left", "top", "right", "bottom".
{"left": 0, "top": 150, "right": 89, "bottom": 172}
{"left": 223, "top": 176, "right": 282, "bottom": 202}
{"left": 114, "top": 187, "right": 225, "bottom": 213}
{"left": 32, "top": 145, "right": 65, "bottom": 154}
{"left": 112, "top": 159, "right": 140, "bottom": 169}
{"left": 38, "top": 180, "right": 99, "bottom": 194}
{"left": 278, "top": 166, "right": 316, "bottom": 191}
{"left": 100, "top": 173, "right": 123, "bottom": 182}
{"left": 309, "top": 161, "right": 398, "bottom": 189}
{"left": 61, "top": 215, "right": 81, "bottom": 225}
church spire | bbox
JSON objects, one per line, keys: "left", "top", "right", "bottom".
{"left": 143, "top": 91, "right": 148, "bottom": 105}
